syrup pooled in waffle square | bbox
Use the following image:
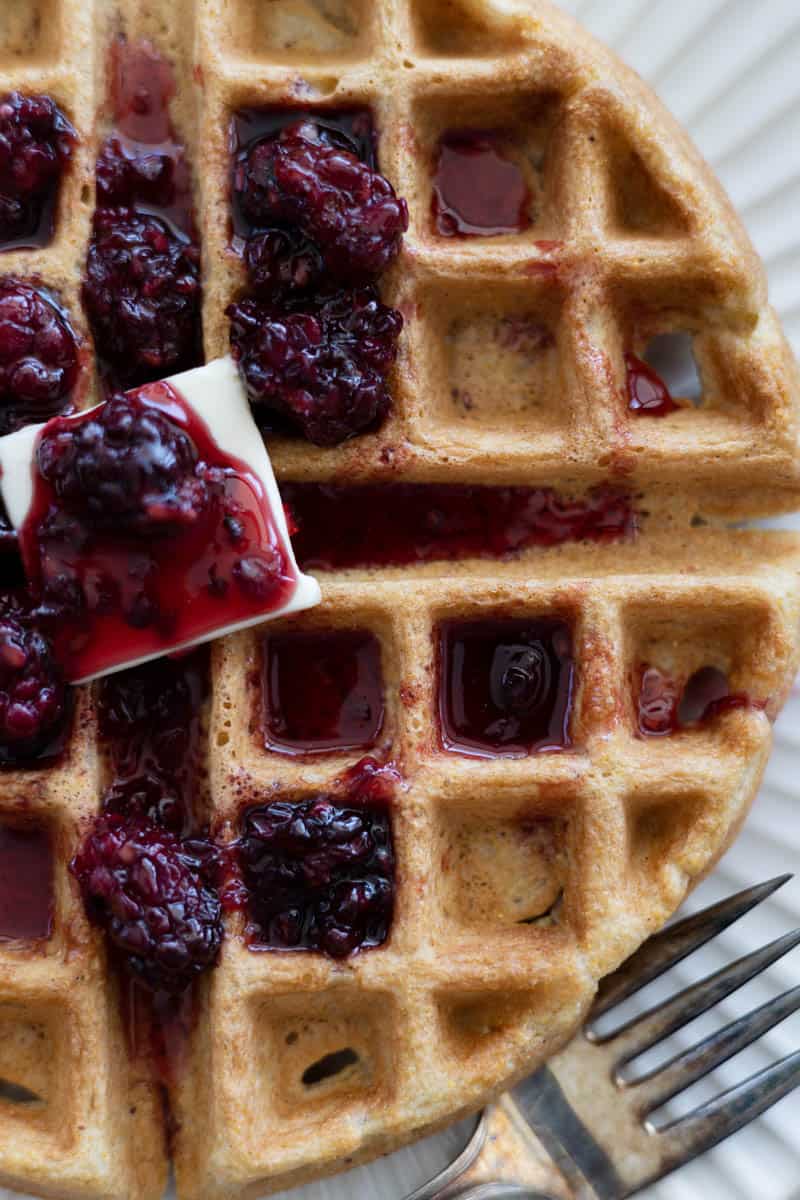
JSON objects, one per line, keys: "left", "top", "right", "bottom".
{"left": 0, "top": 2, "right": 799, "bottom": 1200}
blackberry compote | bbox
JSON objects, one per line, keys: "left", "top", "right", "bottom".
{"left": 438, "top": 618, "right": 574, "bottom": 757}
{"left": 264, "top": 629, "right": 384, "bottom": 755}
{"left": 432, "top": 131, "right": 531, "bottom": 237}
{"left": 232, "top": 758, "right": 397, "bottom": 959}
{"left": 0, "top": 92, "right": 76, "bottom": 250}
{"left": 229, "top": 107, "right": 406, "bottom": 445}
{"left": 83, "top": 208, "right": 201, "bottom": 391}
{"left": 84, "top": 38, "right": 202, "bottom": 391}
{"left": 0, "top": 280, "right": 79, "bottom": 434}
{"left": 38, "top": 391, "right": 210, "bottom": 534}
{"left": 0, "top": 824, "right": 53, "bottom": 941}
{"left": 21, "top": 377, "right": 296, "bottom": 681}
{"left": 284, "top": 483, "right": 636, "bottom": 570}
{"left": 233, "top": 117, "right": 407, "bottom": 283}
{"left": 0, "top": 612, "right": 69, "bottom": 766}
{"left": 71, "top": 812, "right": 222, "bottom": 994}
{"left": 228, "top": 287, "right": 402, "bottom": 445}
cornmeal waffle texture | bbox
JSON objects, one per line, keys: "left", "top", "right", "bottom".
{"left": 0, "top": 2, "right": 799, "bottom": 1200}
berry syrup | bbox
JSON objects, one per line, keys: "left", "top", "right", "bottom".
{"left": 98, "top": 647, "right": 210, "bottom": 836}
{"left": 263, "top": 629, "right": 384, "bottom": 755}
{"left": 438, "top": 618, "right": 574, "bottom": 757}
{"left": 85, "top": 38, "right": 203, "bottom": 391}
{"left": 105, "top": 37, "right": 196, "bottom": 236}
{"left": 20, "top": 381, "right": 297, "bottom": 682}
{"left": 0, "top": 824, "right": 53, "bottom": 941}
{"left": 432, "top": 130, "right": 531, "bottom": 237}
{"left": 284, "top": 483, "right": 635, "bottom": 570}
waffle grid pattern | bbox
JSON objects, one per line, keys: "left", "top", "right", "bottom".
{"left": 176, "top": 541, "right": 800, "bottom": 1198}
{"left": 195, "top": 0, "right": 800, "bottom": 518}
{"left": 0, "top": 687, "right": 166, "bottom": 1198}
{"left": 0, "top": 1, "right": 799, "bottom": 1198}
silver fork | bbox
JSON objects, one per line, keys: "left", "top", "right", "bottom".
{"left": 443, "top": 875, "right": 800, "bottom": 1200}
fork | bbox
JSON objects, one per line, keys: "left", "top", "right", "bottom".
{"left": 441, "top": 875, "right": 800, "bottom": 1200}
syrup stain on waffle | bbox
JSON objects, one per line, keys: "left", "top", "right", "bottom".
{"left": 0, "top": 1, "right": 799, "bottom": 1198}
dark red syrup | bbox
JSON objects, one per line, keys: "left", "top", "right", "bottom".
{"left": 0, "top": 498, "right": 17, "bottom": 556}
{"left": 625, "top": 352, "right": 679, "bottom": 418}
{"left": 98, "top": 648, "right": 209, "bottom": 836}
{"left": 0, "top": 824, "right": 53, "bottom": 941}
{"left": 20, "top": 381, "right": 297, "bottom": 682}
{"left": 637, "top": 664, "right": 753, "bottom": 736}
{"left": 230, "top": 107, "right": 377, "bottom": 247}
{"left": 283, "top": 483, "right": 635, "bottom": 571}
{"left": 438, "top": 618, "right": 574, "bottom": 757}
{"left": 432, "top": 131, "right": 531, "bottom": 237}
{"left": 103, "top": 37, "right": 195, "bottom": 236}
{"left": 264, "top": 629, "right": 384, "bottom": 755}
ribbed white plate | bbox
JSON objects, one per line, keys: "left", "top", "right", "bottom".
{"left": 3, "top": 5, "right": 798, "bottom": 1199}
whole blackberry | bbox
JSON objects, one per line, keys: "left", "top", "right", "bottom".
{"left": 228, "top": 287, "right": 402, "bottom": 446}
{"left": 237, "top": 785, "right": 395, "bottom": 959}
{"left": 234, "top": 121, "right": 407, "bottom": 282}
{"left": 0, "top": 92, "right": 76, "bottom": 244}
{"left": 83, "top": 208, "right": 201, "bottom": 387}
{"left": 37, "top": 394, "right": 210, "bottom": 535}
{"left": 72, "top": 813, "right": 222, "bottom": 994}
{"left": 0, "top": 280, "right": 79, "bottom": 434}
{"left": 0, "top": 615, "right": 68, "bottom": 764}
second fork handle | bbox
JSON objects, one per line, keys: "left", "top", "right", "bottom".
{"left": 435, "top": 1096, "right": 576, "bottom": 1199}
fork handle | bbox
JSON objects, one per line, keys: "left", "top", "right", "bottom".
{"left": 433, "top": 1097, "right": 575, "bottom": 1199}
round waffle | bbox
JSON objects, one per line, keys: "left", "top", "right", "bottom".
{"left": 0, "top": 2, "right": 799, "bottom": 1198}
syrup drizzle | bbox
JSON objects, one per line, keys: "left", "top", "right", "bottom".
{"left": 432, "top": 131, "right": 531, "bottom": 237}
{"left": 625, "top": 352, "right": 679, "bottom": 418}
{"left": 0, "top": 824, "right": 53, "bottom": 942}
{"left": 283, "top": 483, "right": 635, "bottom": 571}
{"left": 264, "top": 629, "right": 385, "bottom": 755}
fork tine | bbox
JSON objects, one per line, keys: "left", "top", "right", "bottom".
{"left": 589, "top": 875, "right": 792, "bottom": 1022}
{"left": 591, "top": 928, "right": 800, "bottom": 1062}
{"left": 622, "top": 985, "right": 800, "bottom": 1114}
{"left": 651, "top": 1050, "right": 800, "bottom": 1164}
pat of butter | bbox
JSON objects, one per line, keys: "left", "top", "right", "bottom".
{"left": 0, "top": 356, "right": 321, "bottom": 683}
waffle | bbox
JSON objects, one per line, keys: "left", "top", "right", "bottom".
{"left": 1, "top": 2, "right": 800, "bottom": 1199}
